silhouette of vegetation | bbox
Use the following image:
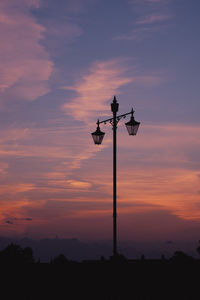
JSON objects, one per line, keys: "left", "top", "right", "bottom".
{"left": 110, "top": 253, "right": 127, "bottom": 262}
{"left": 0, "top": 243, "right": 199, "bottom": 266}
{"left": 170, "top": 250, "right": 194, "bottom": 262}
{"left": 0, "top": 243, "right": 34, "bottom": 264}
{"left": 196, "top": 240, "right": 200, "bottom": 256}
{"left": 51, "top": 253, "right": 69, "bottom": 265}
{"left": 0, "top": 243, "right": 200, "bottom": 299}
{"left": 140, "top": 254, "right": 145, "bottom": 260}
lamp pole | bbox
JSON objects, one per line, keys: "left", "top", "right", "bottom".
{"left": 91, "top": 96, "right": 140, "bottom": 258}
{"left": 111, "top": 97, "right": 118, "bottom": 257}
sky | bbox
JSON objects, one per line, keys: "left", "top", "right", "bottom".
{"left": 0, "top": 0, "right": 200, "bottom": 246}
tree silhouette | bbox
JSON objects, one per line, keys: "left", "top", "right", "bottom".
{"left": 196, "top": 240, "right": 200, "bottom": 256}
{"left": 51, "top": 253, "right": 69, "bottom": 265}
{"left": 171, "top": 250, "right": 194, "bottom": 262}
{"left": 0, "top": 243, "right": 34, "bottom": 264}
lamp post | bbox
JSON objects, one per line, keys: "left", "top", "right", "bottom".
{"left": 91, "top": 96, "right": 140, "bottom": 258}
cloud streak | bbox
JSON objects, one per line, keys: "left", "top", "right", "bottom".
{"left": 62, "top": 58, "right": 163, "bottom": 123}
{"left": 0, "top": 0, "right": 53, "bottom": 103}
{"left": 115, "top": 0, "right": 173, "bottom": 41}
{"left": 0, "top": 122, "right": 200, "bottom": 237}
{"left": 0, "top": 0, "right": 199, "bottom": 242}
{"left": 62, "top": 58, "right": 133, "bottom": 123}
{"left": 136, "top": 13, "right": 173, "bottom": 25}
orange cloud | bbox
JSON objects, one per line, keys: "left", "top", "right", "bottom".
{"left": 0, "top": 183, "right": 35, "bottom": 195}
{"left": 0, "top": 126, "right": 105, "bottom": 176}
{"left": 67, "top": 180, "right": 91, "bottom": 189}
{"left": 0, "top": 118, "right": 200, "bottom": 238}
{"left": 0, "top": 121, "right": 199, "bottom": 226}
{"left": 82, "top": 122, "right": 200, "bottom": 222}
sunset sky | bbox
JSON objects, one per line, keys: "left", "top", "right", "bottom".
{"left": 0, "top": 0, "right": 200, "bottom": 244}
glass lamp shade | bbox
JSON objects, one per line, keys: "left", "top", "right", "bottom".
{"left": 91, "top": 126, "right": 105, "bottom": 145}
{"left": 125, "top": 116, "right": 140, "bottom": 136}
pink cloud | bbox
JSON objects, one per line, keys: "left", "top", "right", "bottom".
{"left": 1, "top": 119, "right": 200, "bottom": 236}
{"left": 0, "top": 0, "right": 53, "bottom": 102}
{"left": 79, "top": 122, "right": 200, "bottom": 221}
{"left": 62, "top": 58, "right": 133, "bottom": 123}
{"left": 114, "top": 25, "right": 168, "bottom": 41}
{"left": 117, "top": 0, "right": 173, "bottom": 41}
{"left": 0, "top": 123, "right": 200, "bottom": 237}
{"left": 0, "top": 0, "right": 41, "bottom": 10}
{"left": 0, "top": 125, "right": 104, "bottom": 204}
{"left": 129, "top": 0, "right": 169, "bottom": 5}
{"left": 62, "top": 58, "right": 164, "bottom": 123}
{"left": 0, "top": 125, "right": 102, "bottom": 165}
{"left": 0, "top": 183, "right": 35, "bottom": 195}
{"left": 0, "top": 162, "right": 8, "bottom": 176}
{"left": 136, "top": 13, "right": 173, "bottom": 25}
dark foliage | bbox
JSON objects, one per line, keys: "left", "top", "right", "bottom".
{"left": 0, "top": 243, "right": 34, "bottom": 264}
{"left": 170, "top": 250, "right": 194, "bottom": 262}
{"left": 1, "top": 244, "right": 200, "bottom": 299}
{"left": 51, "top": 253, "right": 69, "bottom": 265}
{"left": 196, "top": 240, "right": 200, "bottom": 256}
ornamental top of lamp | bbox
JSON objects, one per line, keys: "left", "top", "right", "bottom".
{"left": 91, "top": 96, "right": 140, "bottom": 145}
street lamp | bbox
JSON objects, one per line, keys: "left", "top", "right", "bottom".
{"left": 91, "top": 120, "right": 105, "bottom": 145}
{"left": 91, "top": 96, "right": 140, "bottom": 258}
{"left": 125, "top": 108, "right": 140, "bottom": 136}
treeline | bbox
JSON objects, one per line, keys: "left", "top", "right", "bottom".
{"left": 1, "top": 243, "right": 200, "bottom": 299}
{"left": 0, "top": 242, "right": 200, "bottom": 264}
{"left": 0, "top": 243, "right": 69, "bottom": 264}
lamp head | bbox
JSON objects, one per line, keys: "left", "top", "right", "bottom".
{"left": 125, "top": 110, "right": 140, "bottom": 135}
{"left": 91, "top": 121, "right": 105, "bottom": 145}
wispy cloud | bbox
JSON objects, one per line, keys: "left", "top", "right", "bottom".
{"left": 61, "top": 58, "right": 163, "bottom": 123}
{"left": 61, "top": 58, "right": 133, "bottom": 123}
{"left": 115, "top": 0, "right": 173, "bottom": 41}
{"left": 0, "top": 0, "right": 53, "bottom": 103}
{"left": 136, "top": 13, "right": 173, "bottom": 25}
{"left": 77, "top": 122, "right": 200, "bottom": 221}
{"left": 0, "top": 122, "right": 200, "bottom": 237}
{"left": 115, "top": 123, "right": 200, "bottom": 221}
{"left": 114, "top": 26, "right": 165, "bottom": 41}
{"left": 129, "top": 0, "right": 170, "bottom": 6}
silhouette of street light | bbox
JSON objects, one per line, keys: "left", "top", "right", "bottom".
{"left": 91, "top": 120, "right": 105, "bottom": 145}
{"left": 125, "top": 108, "right": 140, "bottom": 136}
{"left": 91, "top": 96, "right": 140, "bottom": 258}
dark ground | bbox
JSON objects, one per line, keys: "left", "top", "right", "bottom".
{"left": 1, "top": 259, "right": 200, "bottom": 300}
